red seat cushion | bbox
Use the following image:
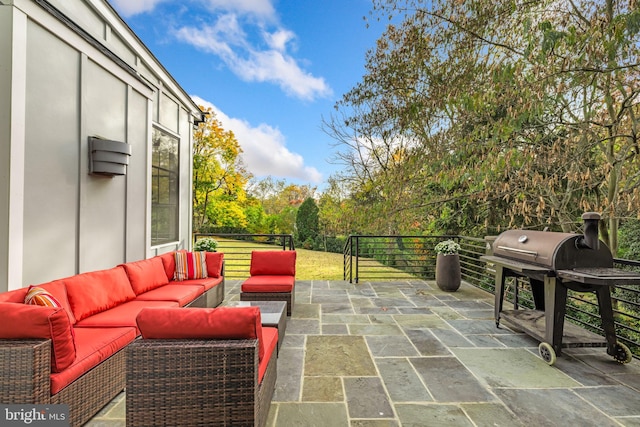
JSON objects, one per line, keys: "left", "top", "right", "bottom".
{"left": 74, "top": 300, "right": 179, "bottom": 334}
{"left": 63, "top": 266, "right": 136, "bottom": 322}
{"left": 173, "top": 276, "right": 223, "bottom": 291}
{"left": 50, "top": 326, "right": 136, "bottom": 394}
{"left": 135, "top": 284, "right": 204, "bottom": 306}
{"left": 0, "top": 303, "right": 76, "bottom": 372}
{"left": 136, "top": 306, "right": 265, "bottom": 361}
{"left": 205, "top": 252, "right": 224, "bottom": 278}
{"left": 259, "top": 327, "right": 278, "bottom": 384}
{"left": 250, "top": 251, "right": 296, "bottom": 276}
{"left": 121, "top": 257, "right": 169, "bottom": 295}
{"left": 241, "top": 275, "right": 295, "bottom": 293}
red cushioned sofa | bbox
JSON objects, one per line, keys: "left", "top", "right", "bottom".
{"left": 241, "top": 250, "right": 297, "bottom": 315}
{"left": 127, "top": 306, "right": 278, "bottom": 427}
{"left": 0, "top": 250, "right": 225, "bottom": 427}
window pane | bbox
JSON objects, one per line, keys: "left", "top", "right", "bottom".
{"left": 151, "top": 127, "right": 179, "bottom": 245}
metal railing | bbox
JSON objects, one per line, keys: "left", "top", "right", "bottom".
{"left": 191, "top": 233, "right": 639, "bottom": 358}
{"left": 343, "top": 234, "right": 640, "bottom": 359}
{"left": 193, "top": 233, "right": 294, "bottom": 279}
{"left": 342, "top": 235, "right": 490, "bottom": 285}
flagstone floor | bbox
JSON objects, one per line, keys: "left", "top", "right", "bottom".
{"left": 87, "top": 279, "right": 640, "bottom": 426}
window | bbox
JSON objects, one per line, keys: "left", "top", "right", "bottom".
{"left": 151, "top": 127, "right": 179, "bottom": 245}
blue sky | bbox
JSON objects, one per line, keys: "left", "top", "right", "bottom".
{"left": 109, "top": 0, "right": 388, "bottom": 188}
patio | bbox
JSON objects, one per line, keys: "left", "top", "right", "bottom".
{"left": 88, "top": 278, "right": 640, "bottom": 426}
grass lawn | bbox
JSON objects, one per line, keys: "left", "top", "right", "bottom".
{"left": 295, "top": 248, "right": 345, "bottom": 280}
{"left": 212, "top": 238, "right": 417, "bottom": 281}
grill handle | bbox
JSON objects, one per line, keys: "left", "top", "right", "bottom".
{"left": 496, "top": 246, "right": 538, "bottom": 257}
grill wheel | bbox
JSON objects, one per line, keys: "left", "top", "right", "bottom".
{"left": 612, "top": 342, "right": 633, "bottom": 364}
{"left": 538, "top": 342, "right": 557, "bottom": 365}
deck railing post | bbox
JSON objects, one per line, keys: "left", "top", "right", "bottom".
{"left": 355, "top": 236, "right": 359, "bottom": 284}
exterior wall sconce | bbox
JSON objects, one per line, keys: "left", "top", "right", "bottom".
{"left": 88, "top": 137, "right": 132, "bottom": 176}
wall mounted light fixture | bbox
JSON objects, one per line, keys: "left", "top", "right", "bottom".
{"left": 88, "top": 137, "right": 132, "bottom": 176}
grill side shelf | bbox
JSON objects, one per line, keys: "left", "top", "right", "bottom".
{"left": 557, "top": 269, "right": 640, "bottom": 286}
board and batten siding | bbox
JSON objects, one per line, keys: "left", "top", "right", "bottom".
{"left": 0, "top": 0, "right": 200, "bottom": 291}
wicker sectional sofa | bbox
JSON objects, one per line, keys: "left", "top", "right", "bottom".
{"left": 126, "top": 306, "right": 278, "bottom": 427}
{"left": 0, "top": 250, "right": 225, "bottom": 426}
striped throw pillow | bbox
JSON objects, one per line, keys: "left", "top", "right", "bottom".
{"left": 24, "top": 286, "right": 62, "bottom": 307}
{"left": 174, "top": 251, "right": 208, "bottom": 281}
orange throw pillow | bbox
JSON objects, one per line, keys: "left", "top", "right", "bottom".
{"left": 24, "top": 286, "right": 62, "bottom": 307}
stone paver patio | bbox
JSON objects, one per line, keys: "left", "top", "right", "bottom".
{"left": 87, "top": 279, "right": 640, "bottom": 426}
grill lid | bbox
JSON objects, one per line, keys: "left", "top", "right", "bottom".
{"left": 492, "top": 229, "right": 613, "bottom": 271}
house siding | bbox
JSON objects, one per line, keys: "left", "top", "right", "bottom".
{"left": 0, "top": 0, "right": 200, "bottom": 291}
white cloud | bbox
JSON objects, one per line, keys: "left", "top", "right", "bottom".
{"left": 175, "top": 20, "right": 332, "bottom": 101}
{"left": 111, "top": 0, "right": 274, "bottom": 18}
{"left": 230, "top": 48, "right": 331, "bottom": 100}
{"left": 264, "top": 29, "right": 295, "bottom": 52}
{"left": 192, "top": 96, "right": 323, "bottom": 183}
{"left": 110, "top": 0, "right": 167, "bottom": 17}
{"left": 203, "top": 0, "right": 275, "bottom": 18}
{"left": 173, "top": 14, "right": 245, "bottom": 57}
{"left": 110, "top": 0, "right": 331, "bottom": 100}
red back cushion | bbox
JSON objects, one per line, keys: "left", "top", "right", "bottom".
{"left": 0, "top": 302, "right": 76, "bottom": 372}
{"left": 30, "top": 280, "right": 76, "bottom": 324}
{"left": 250, "top": 251, "right": 296, "bottom": 276}
{"left": 1, "top": 281, "right": 76, "bottom": 324}
{"left": 137, "top": 306, "right": 265, "bottom": 361}
{"left": 158, "top": 250, "right": 185, "bottom": 281}
{"left": 0, "top": 287, "right": 29, "bottom": 303}
{"left": 121, "top": 258, "right": 170, "bottom": 295}
{"left": 64, "top": 266, "right": 136, "bottom": 322}
{"left": 205, "top": 252, "right": 224, "bottom": 278}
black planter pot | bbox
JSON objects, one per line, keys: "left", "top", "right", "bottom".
{"left": 435, "top": 253, "right": 461, "bottom": 292}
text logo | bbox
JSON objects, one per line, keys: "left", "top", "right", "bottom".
{"left": 1, "top": 405, "right": 69, "bottom": 426}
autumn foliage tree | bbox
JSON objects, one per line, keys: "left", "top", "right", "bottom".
{"left": 326, "top": 0, "right": 640, "bottom": 253}
{"left": 192, "top": 107, "right": 252, "bottom": 232}
{"left": 247, "top": 177, "right": 316, "bottom": 234}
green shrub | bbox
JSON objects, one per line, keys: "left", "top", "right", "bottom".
{"left": 194, "top": 237, "right": 218, "bottom": 252}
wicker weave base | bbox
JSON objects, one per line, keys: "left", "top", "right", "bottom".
{"left": 207, "top": 280, "right": 225, "bottom": 307}
{"left": 0, "top": 339, "right": 127, "bottom": 427}
{"left": 186, "top": 280, "right": 225, "bottom": 308}
{"left": 240, "top": 291, "right": 294, "bottom": 316}
{"left": 126, "top": 338, "right": 276, "bottom": 427}
{"left": 52, "top": 347, "right": 127, "bottom": 427}
{"left": 0, "top": 340, "right": 51, "bottom": 404}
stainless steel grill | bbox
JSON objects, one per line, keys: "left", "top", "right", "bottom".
{"left": 482, "top": 212, "right": 639, "bottom": 365}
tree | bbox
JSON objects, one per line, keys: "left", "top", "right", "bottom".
{"left": 326, "top": 0, "right": 640, "bottom": 251}
{"left": 318, "top": 176, "right": 355, "bottom": 237}
{"left": 192, "top": 107, "right": 252, "bottom": 232}
{"left": 295, "top": 197, "right": 320, "bottom": 245}
{"left": 248, "top": 177, "right": 316, "bottom": 214}
{"left": 246, "top": 178, "right": 317, "bottom": 235}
